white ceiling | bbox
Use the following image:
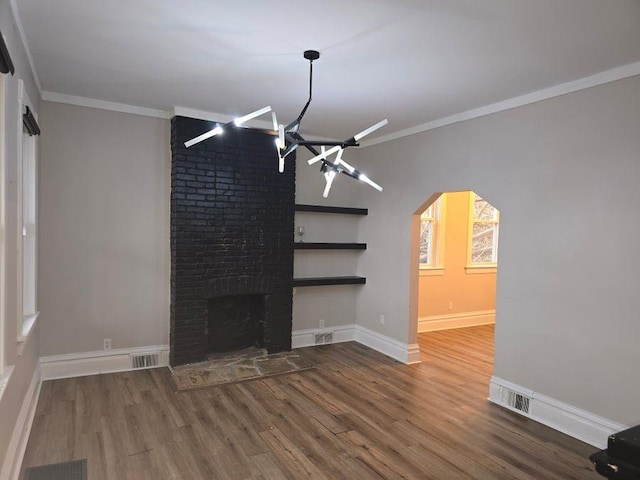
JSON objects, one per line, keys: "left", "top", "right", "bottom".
{"left": 15, "top": 0, "right": 640, "bottom": 141}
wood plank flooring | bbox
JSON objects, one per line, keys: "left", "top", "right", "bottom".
{"left": 21, "top": 325, "right": 600, "bottom": 479}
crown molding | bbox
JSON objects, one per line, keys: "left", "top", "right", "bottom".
{"left": 42, "top": 91, "right": 170, "bottom": 118}
{"left": 171, "top": 106, "right": 275, "bottom": 130}
{"left": 171, "top": 106, "right": 341, "bottom": 142}
{"left": 41, "top": 60, "right": 640, "bottom": 143}
{"left": 363, "top": 61, "right": 640, "bottom": 147}
{"left": 9, "top": 0, "right": 42, "bottom": 94}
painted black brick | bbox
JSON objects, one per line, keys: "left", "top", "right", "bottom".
{"left": 170, "top": 116, "right": 295, "bottom": 366}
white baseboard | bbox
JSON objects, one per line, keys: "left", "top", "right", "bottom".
{"left": 0, "top": 363, "right": 41, "bottom": 480}
{"left": 355, "top": 325, "right": 421, "bottom": 364}
{"left": 418, "top": 310, "right": 495, "bottom": 332}
{"left": 293, "top": 324, "right": 420, "bottom": 364}
{"left": 292, "top": 325, "right": 356, "bottom": 349}
{"left": 489, "top": 376, "right": 627, "bottom": 449}
{"left": 40, "top": 345, "right": 170, "bottom": 381}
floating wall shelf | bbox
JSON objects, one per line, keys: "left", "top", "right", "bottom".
{"left": 292, "top": 276, "right": 367, "bottom": 287}
{"left": 294, "top": 242, "right": 366, "bottom": 250}
{"left": 294, "top": 205, "right": 367, "bottom": 288}
{"left": 295, "top": 204, "right": 368, "bottom": 215}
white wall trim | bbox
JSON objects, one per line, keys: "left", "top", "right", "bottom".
{"left": 292, "top": 325, "right": 356, "bottom": 349}
{"left": 0, "top": 362, "right": 41, "bottom": 480}
{"left": 405, "top": 343, "right": 422, "bottom": 364}
{"left": 38, "top": 60, "right": 640, "bottom": 145}
{"left": 40, "top": 345, "right": 170, "bottom": 381}
{"left": 8, "top": 0, "right": 42, "bottom": 94}
{"left": 489, "top": 376, "right": 627, "bottom": 449}
{"left": 363, "top": 61, "right": 640, "bottom": 147}
{"left": 418, "top": 310, "right": 495, "bottom": 333}
{"left": 355, "top": 325, "right": 421, "bottom": 364}
{"left": 171, "top": 106, "right": 226, "bottom": 123}
{"left": 172, "top": 106, "right": 277, "bottom": 131}
{"left": 41, "top": 92, "right": 170, "bottom": 119}
{"left": 171, "top": 106, "right": 266, "bottom": 128}
{"left": 171, "top": 106, "right": 340, "bottom": 140}
{"left": 0, "top": 75, "right": 5, "bottom": 376}
{"left": 293, "top": 324, "right": 420, "bottom": 364}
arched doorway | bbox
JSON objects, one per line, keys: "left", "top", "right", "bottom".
{"left": 410, "top": 190, "right": 500, "bottom": 362}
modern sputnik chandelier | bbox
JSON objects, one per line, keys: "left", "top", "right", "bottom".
{"left": 184, "top": 50, "right": 387, "bottom": 198}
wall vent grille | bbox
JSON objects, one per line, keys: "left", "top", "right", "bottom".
{"left": 131, "top": 353, "right": 159, "bottom": 369}
{"left": 314, "top": 332, "right": 334, "bottom": 345}
{"left": 500, "top": 386, "right": 531, "bottom": 414}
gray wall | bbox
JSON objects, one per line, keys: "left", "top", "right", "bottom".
{"left": 38, "top": 102, "right": 170, "bottom": 355}
{"left": 356, "top": 75, "right": 640, "bottom": 424}
{"left": 37, "top": 104, "right": 366, "bottom": 357}
{"left": 0, "top": 0, "right": 42, "bottom": 473}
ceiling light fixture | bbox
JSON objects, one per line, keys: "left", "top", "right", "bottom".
{"left": 184, "top": 50, "right": 387, "bottom": 198}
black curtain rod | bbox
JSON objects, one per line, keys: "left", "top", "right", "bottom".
{"left": 23, "top": 106, "right": 40, "bottom": 136}
{"left": 0, "top": 29, "right": 15, "bottom": 75}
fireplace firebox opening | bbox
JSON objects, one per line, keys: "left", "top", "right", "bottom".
{"left": 207, "top": 294, "right": 266, "bottom": 354}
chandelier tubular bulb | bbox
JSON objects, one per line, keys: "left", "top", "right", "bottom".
{"left": 323, "top": 171, "right": 336, "bottom": 198}
{"left": 184, "top": 125, "right": 223, "bottom": 148}
{"left": 278, "top": 124, "right": 285, "bottom": 150}
{"left": 354, "top": 119, "right": 389, "bottom": 142}
{"left": 358, "top": 173, "right": 383, "bottom": 192}
{"left": 308, "top": 145, "right": 340, "bottom": 165}
{"left": 271, "top": 111, "right": 278, "bottom": 131}
{"left": 233, "top": 105, "right": 272, "bottom": 126}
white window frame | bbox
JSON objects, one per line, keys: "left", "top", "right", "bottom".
{"left": 466, "top": 192, "right": 499, "bottom": 273}
{"left": 0, "top": 74, "right": 6, "bottom": 373}
{"left": 17, "top": 79, "right": 39, "bottom": 344}
{"left": 419, "top": 195, "right": 445, "bottom": 275}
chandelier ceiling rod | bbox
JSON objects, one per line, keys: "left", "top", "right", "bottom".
{"left": 281, "top": 50, "right": 359, "bottom": 160}
{"left": 284, "top": 50, "right": 317, "bottom": 134}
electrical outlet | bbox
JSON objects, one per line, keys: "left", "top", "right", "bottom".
{"left": 379, "top": 315, "right": 385, "bottom": 325}
{"left": 103, "top": 338, "right": 112, "bottom": 350}
{"left": 448, "top": 301, "right": 454, "bottom": 310}
{"left": 319, "top": 319, "right": 325, "bottom": 328}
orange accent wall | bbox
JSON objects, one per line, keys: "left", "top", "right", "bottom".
{"left": 418, "top": 191, "right": 497, "bottom": 317}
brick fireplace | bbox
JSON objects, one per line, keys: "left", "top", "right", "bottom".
{"left": 170, "top": 116, "right": 296, "bottom": 366}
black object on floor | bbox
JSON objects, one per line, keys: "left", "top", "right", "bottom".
{"left": 24, "top": 459, "right": 87, "bottom": 480}
{"left": 590, "top": 425, "right": 640, "bottom": 479}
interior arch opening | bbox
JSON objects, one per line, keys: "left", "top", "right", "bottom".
{"left": 410, "top": 190, "right": 500, "bottom": 384}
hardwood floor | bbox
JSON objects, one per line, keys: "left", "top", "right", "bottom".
{"left": 22, "top": 325, "right": 600, "bottom": 479}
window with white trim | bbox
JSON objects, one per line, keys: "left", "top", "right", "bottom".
{"left": 468, "top": 193, "right": 499, "bottom": 265}
{"left": 18, "top": 81, "right": 39, "bottom": 341}
{"left": 21, "top": 126, "right": 37, "bottom": 315}
{"left": 419, "top": 196, "right": 443, "bottom": 269}
{"left": 0, "top": 74, "right": 5, "bottom": 373}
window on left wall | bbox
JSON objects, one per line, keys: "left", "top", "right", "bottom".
{"left": 18, "top": 80, "right": 39, "bottom": 342}
{"left": 0, "top": 74, "right": 6, "bottom": 373}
